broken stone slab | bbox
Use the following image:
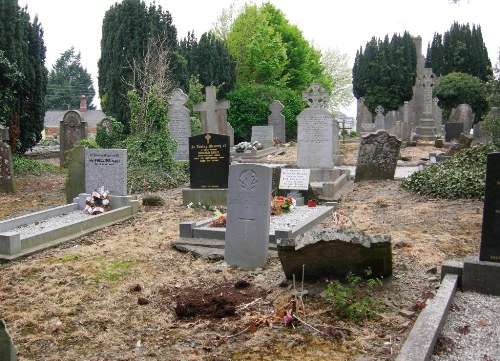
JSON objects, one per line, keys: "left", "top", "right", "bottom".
{"left": 0, "top": 320, "right": 16, "bottom": 361}
{"left": 276, "top": 228, "right": 392, "bottom": 280}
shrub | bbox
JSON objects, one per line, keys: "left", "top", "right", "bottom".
{"left": 401, "top": 143, "right": 500, "bottom": 199}
{"left": 95, "top": 116, "right": 124, "bottom": 148}
{"left": 13, "top": 156, "right": 64, "bottom": 175}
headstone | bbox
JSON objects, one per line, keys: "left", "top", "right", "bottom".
{"left": 167, "top": 88, "right": 191, "bottom": 161}
{"left": 224, "top": 164, "right": 272, "bottom": 269}
{"left": 474, "top": 107, "right": 498, "bottom": 145}
{"left": 432, "top": 97, "right": 443, "bottom": 136}
{"left": 444, "top": 123, "right": 464, "bottom": 142}
{"left": 356, "top": 97, "right": 373, "bottom": 134}
{"left": 449, "top": 104, "right": 474, "bottom": 135}
{"left": 297, "top": 83, "right": 334, "bottom": 169}
{"left": 251, "top": 126, "right": 274, "bottom": 149}
{"left": 374, "top": 105, "right": 386, "bottom": 131}
{"left": 479, "top": 152, "right": 500, "bottom": 263}
{"left": 355, "top": 130, "right": 401, "bottom": 182}
{"left": 0, "top": 128, "right": 15, "bottom": 193}
{"left": 65, "top": 145, "right": 86, "bottom": 203}
{"left": 268, "top": 100, "right": 286, "bottom": 143}
{"left": 85, "top": 149, "right": 127, "bottom": 195}
{"left": 0, "top": 320, "right": 16, "bottom": 361}
{"left": 189, "top": 133, "right": 230, "bottom": 189}
{"left": 60, "top": 110, "right": 87, "bottom": 167}
{"left": 193, "top": 86, "right": 230, "bottom": 135}
{"left": 385, "top": 110, "right": 398, "bottom": 134}
{"left": 227, "top": 123, "right": 235, "bottom": 146}
{"left": 414, "top": 69, "right": 438, "bottom": 140}
{"left": 97, "top": 118, "right": 113, "bottom": 136}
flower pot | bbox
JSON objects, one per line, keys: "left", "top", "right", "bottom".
{"left": 307, "top": 199, "right": 317, "bottom": 207}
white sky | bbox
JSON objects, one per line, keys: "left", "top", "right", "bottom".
{"left": 18, "top": 0, "right": 500, "bottom": 116}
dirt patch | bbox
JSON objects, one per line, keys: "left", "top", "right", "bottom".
{"left": 0, "top": 145, "right": 484, "bottom": 360}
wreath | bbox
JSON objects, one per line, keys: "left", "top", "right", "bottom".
{"left": 84, "top": 187, "right": 111, "bottom": 215}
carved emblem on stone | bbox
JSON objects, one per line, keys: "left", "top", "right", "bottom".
{"left": 239, "top": 169, "right": 258, "bottom": 190}
{"left": 302, "top": 83, "right": 329, "bottom": 109}
{"left": 64, "top": 112, "right": 81, "bottom": 127}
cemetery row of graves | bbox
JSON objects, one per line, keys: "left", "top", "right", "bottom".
{"left": 0, "top": 79, "right": 499, "bottom": 359}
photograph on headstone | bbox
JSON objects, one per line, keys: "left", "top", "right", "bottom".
{"left": 189, "top": 133, "right": 230, "bottom": 189}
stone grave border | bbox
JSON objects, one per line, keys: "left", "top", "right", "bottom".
{"left": 173, "top": 205, "right": 334, "bottom": 259}
{"left": 0, "top": 194, "right": 138, "bottom": 261}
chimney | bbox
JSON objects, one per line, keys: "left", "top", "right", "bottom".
{"left": 79, "top": 95, "right": 87, "bottom": 112}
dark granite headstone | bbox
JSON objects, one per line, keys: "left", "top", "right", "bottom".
{"left": 444, "top": 122, "right": 463, "bottom": 142}
{"left": 0, "top": 320, "right": 17, "bottom": 361}
{"left": 479, "top": 152, "right": 500, "bottom": 263}
{"left": 189, "top": 133, "right": 230, "bottom": 189}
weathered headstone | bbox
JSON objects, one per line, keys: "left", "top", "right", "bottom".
{"left": 297, "top": 83, "right": 334, "bottom": 169}
{"left": 0, "top": 320, "right": 16, "bottom": 361}
{"left": 167, "top": 88, "right": 191, "bottom": 161}
{"left": 474, "top": 107, "right": 498, "bottom": 145}
{"left": 449, "top": 104, "right": 474, "bottom": 135}
{"left": 432, "top": 97, "right": 443, "bottom": 136}
{"left": 479, "top": 152, "right": 500, "bottom": 263}
{"left": 224, "top": 164, "right": 272, "bottom": 269}
{"left": 356, "top": 97, "right": 373, "bottom": 134}
{"left": 251, "top": 126, "right": 274, "bottom": 149}
{"left": 355, "top": 130, "right": 401, "bottom": 182}
{"left": 268, "top": 100, "right": 286, "bottom": 143}
{"left": 385, "top": 110, "right": 398, "bottom": 134}
{"left": 65, "top": 145, "right": 86, "bottom": 203}
{"left": 97, "top": 118, "right": 113, "bottom": 137}
{"left": 60, "top": 110, "right": 87, "bottom": 166}
{"left": 444, "top": 123, "right": 464, "bottom": 142}
{"left": 189, "top": 133, "right": 230, "bottom": 189}
{"left": 227, "top": 123, "right": 235, "bottom": 146}
{"left": 374, "top": 105, "right": 386, "bottom": 131}
{"left": 414, "top": 69, "right": 438, "bottom": 140}
{"left": 0, "top": 127, "right": 15, "bottom": 193}
{"left": 193, "top": 86, "right": 230, "bottom": 135}
{"left": 85, "top": 149, "right": 127, "bottom": 195}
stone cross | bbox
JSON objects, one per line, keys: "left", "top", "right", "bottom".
{"left": 193, "top": 86, "right": 230, "bottom": 134}
{"left": 302, "top": 83, "right": 329, "bottom": 109}
{"left": 417, "top": 69, "right": 437, "bottom": 115}
{"left": 339, "top": 118, "right": 352, "bottom": 144}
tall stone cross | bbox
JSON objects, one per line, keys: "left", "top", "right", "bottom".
{"left": 302, "top": 83, "right": 329, "bottom": 109}
{"left": 193, "top": 86, "right": 230, "bottom": 134}
{"left": 417, "top": 69, "right": 437, "bottom": 115}
{"left": 339, "top": 118, "right": 352, "bottom": 144}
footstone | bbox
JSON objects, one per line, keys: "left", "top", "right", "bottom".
{"left": 480, "top": 152, "right": 500, "bottom": 263}
{"left": 224, "top": 164, "right": 272, "bottom": 269}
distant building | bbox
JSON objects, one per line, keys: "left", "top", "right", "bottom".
{"left": 43, "top": 96, "right": 107, "bottom": 139}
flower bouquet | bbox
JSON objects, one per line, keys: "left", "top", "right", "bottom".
{"left": 271, "top": 196, "right": 296, "bottom": 215}
{"left": 209, "top": 209, "right": 227, "bottom": 227}
{"left": 84, "top": 186, "right": 111, "bottom": 215}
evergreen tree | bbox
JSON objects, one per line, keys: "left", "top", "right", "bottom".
{"left": 352, "top": 32, "right": 416, "bottom": 114}
{"left": 0, "top": 0, "right": 47, "bottom": 153}
{"left": 426, "top": 22, "right": 492, "bottom": 81}
{"left": 46, "top": 47, "right": 95, "bottom": 110}
{"left": 98, "top": 0, "right": 184, "bottom": 131}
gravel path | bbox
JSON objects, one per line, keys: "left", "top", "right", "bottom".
{"left": 432, "top": 291, "right": 500, "bottom": 361}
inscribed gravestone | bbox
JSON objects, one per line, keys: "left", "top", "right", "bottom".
{"left": 193, "top": 86, "right": 230, "bottom": 135}
{"left": 297, "top": 83, "right": 334, "bottom": 169}
{"left": 167, "top": 88, "right": 191, "bottom": 161}
{"left": 0, "top": 128, "right": 15, "bottom": 193}
{"left": 445, "top": 123, "right": 464, "bottom": 142}
{"left": 355, "top": 130, "right": 401, "bottom": 182}
{"left": 225, "top": 164, "right": 272, "bottom": 269}
{"left": 268, "top": 100, "right": 285, "bottom": 143}
{"left": 85, "top": 149, "right": 127, "bottom": 195}
{"left": 60, "top": 110, "right": 87, "bottom": 166}
{"left": 279, "top": 168, "right": 311, "bottom": 190}
{"left": 450, "top": 104, "right": 473, "bottom": 135}
{"left": 251, "top": 126, "right": 274, "bottom": 149}
{"left": 189, "top": 133, "right": 230, "bottom": 189}
{"left": 97, "top": 118, "right": 113, "bottom": 137}
{"left": 479, "top": 152, "right": 500, "bottom": 263}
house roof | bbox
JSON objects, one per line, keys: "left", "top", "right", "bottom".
{"left": 44, "top": 109, "right": 107, "bottom": 128}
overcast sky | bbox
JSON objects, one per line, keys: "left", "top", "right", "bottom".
{"left": 18, "top": 0, "right": 500, "bottom": 116}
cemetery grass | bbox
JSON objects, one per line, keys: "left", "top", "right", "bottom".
{"left": 0, "top": 144, "right": 483, "bottom": 361}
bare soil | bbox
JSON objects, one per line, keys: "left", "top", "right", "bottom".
{"left": 0, "top": 143, "right": 483, "bottom": 361}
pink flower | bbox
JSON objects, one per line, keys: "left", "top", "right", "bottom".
{"left": 283, "top": 309, "right": 294, "bottom": 326}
